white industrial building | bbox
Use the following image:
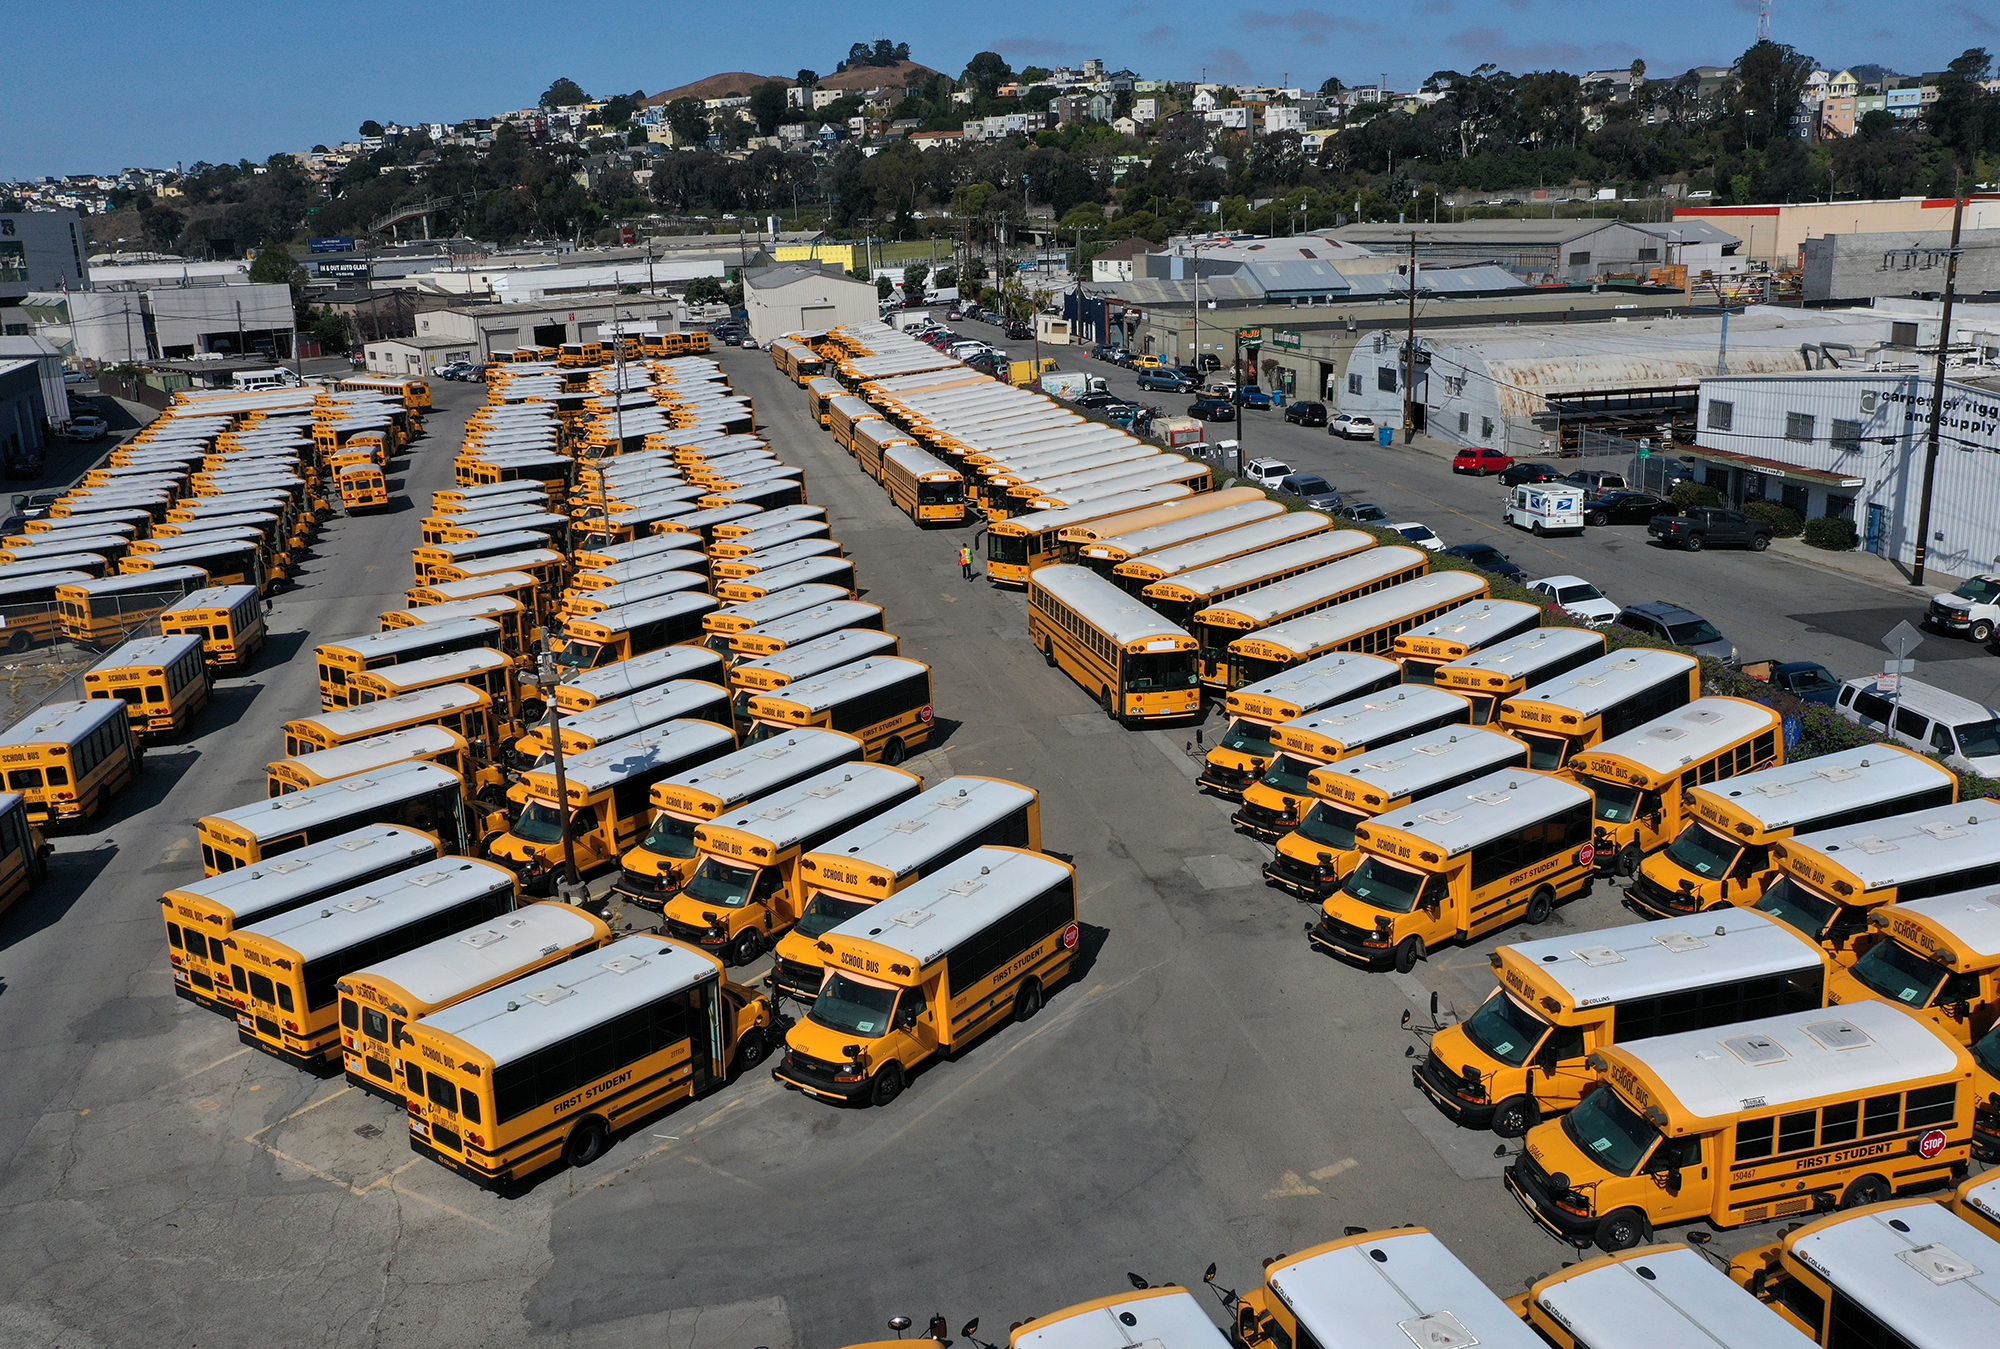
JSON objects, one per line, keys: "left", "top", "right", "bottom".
{"left": 19, "top": 283, "right": 296, "bottom": 364}
{"left": 411, "top": 294, "right": 681, "bottom": 361}
{"left": 741, "top": 264, "right": 876, "bottom": 345}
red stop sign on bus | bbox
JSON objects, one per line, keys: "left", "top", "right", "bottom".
{"left": 1577, "top": 844, "right": 1596, "bottom": 869}
{"left": 1918, "top": 1128, "right": 1948, "bottom": 1159}
{"left": 1061, "top": 922, "right": 1080, "bottom": 950}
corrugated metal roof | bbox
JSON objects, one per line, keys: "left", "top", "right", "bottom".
{"left": 1091, "top": 276, "right": 1266, "bottom": 305}
{"left": 1333, "top": 219, "right": 1646, "bottom": 247}
{"left": 1343, "top": 265, "right": 1528, "bottom": 295}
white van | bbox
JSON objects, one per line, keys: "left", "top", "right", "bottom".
{"left": 1504, "top": 483, "right": 1584, "bottom": 536}
{"left": 231, "top": 367, "right": 301, "bottom": 391}
{"left": 1834, "top": 674, "right": 2000, "bottom": 775}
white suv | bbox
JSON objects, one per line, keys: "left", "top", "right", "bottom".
{"left": 1925, "top": 575, "right": 2000, "bottom": 643}
{"left": 1243, "top": 458, "right": 1294, "bottom": 489}
{"left": 1330, "top": 413, "right": 1377, "bottom": 440}
{"left": 1528, "top": 575, "right": 1619, "bottom": 627}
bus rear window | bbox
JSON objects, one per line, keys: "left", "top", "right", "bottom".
{"left": 6, "top": 769, "right": 41, "bottom": 790}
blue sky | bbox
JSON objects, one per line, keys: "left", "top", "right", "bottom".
{"left": 9, "top": 1, "right": 1990, "bottom": 179}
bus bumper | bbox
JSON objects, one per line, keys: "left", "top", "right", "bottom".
{"left": 1619, "top": 870, "right": 1701, "bottom": 922}
{"left": 1263, "top": 853, "right": 1338, "bottom": 902}
{"left": 1976, "top": 1107, "right": 2000, "bottom": 1164}
{"left": 1504, "top": 1162, "right": 1598, "bottom": 1242}
{"left": 770, "top": 1053, "right": 870, "bottom": 1104}
{"left": 235, "top": 1021, "right": 337, "bottom": 1074}
{"left": 409, "top": 1135, "right": 510, "bottom": 1191}
{"left": 1411, "top": 1055, "right": 1497, "bottom": 1130}
{"left": 1305, "top": 916, "right": 1397, "bottom": 969}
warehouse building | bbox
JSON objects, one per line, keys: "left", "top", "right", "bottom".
{"left": 0, "top": 211, "right": 89, "bottom": 304}
{"left": 1804, "top": 227, "right": 2000, "bottom": 303}
{"left": 1329, "top": 218, "right": 1740, "bottom": 283}
{"left": 741, "top": 263, "right": 876, "bottom": 345}
{"left": 411, "top": 294, "right": 682, "bottom": 361}
{"left": 20, "top": 283, "right": 296, "bottom": 363}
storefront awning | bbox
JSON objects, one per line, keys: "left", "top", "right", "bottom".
{"left": 1679, "top": 443, "right": 1864, "bottom": 488}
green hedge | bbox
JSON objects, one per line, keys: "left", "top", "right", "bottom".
{"left": 1742, "top": 501, "right": 1803, "bottom": 538}
{"left": 1671, "top": 481, "right": 1723, "bottom": 509}
{"left": 1802, "top": 516, "right": 1858, "bottom": 551}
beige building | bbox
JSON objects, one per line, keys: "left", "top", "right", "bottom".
{"left": 742, "top": 263, "right": 876, "bottom": 344}
{"left": 1677, "top": 196, "right": 2000, "bottom": 265}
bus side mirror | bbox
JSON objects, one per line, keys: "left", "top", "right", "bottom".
{"left": 1666, "top": 1168, "right": 1684, "bottom": 1195}
{"left": 1536, "top": 1041, "right": 1559, "bottom": 1070}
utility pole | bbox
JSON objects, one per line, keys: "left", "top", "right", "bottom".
{"left": 1911, "top": 193, "right": 1966, "bottom": 587}
{"left": 1402, "top": 234, "right": 1418, "bottom": 444}
{"left": 537, "top": 651, "right": 583, "bottom": 892}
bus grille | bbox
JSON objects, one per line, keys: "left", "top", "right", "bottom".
{"left": 774, "top": 958, "right": 824, "bottom": 995}
{"left": 1235, "top": 802, "right": 1285, "bottom": 833}
{"left": 662, "top": 917, "right": 711, "bottom": 945}
{"left": 1624, "top": 870, "right": 1691, "bottom": 916}
{"left": 1422, "top": 1049, "right": 1474, "bottom": 1097}
{"left": 1266, "top": 852, "right": 1323, "bottom": 888}
{"left": 780, "top": 1049, "right": 847, "bottom": 1090}
{"left": 618, "top": 867, "right": 677, "bottom": 899}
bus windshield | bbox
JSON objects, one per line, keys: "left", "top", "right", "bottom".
{"left": 1297, "top": 802, "right": 1363, "bottom": 852}
{"left": 1562, "top": 1088, "right": 1661, "bottom": 1177}
{"left": 639, "top": 813, "right": 699, "bottom": 858}
{"left": 917, "top": 482, "right": 964, "bottom": 505}
{"left": 1463, "top": 991, "right": 1550, "bottom": 1068}
{"left": 1592, "top": 782, "right": 1643, "bottom": 823}
{"left": 1259, "top": 755, "right": 1317, "bottom": 796}
{"left": 1974, "top": 1027, "right": 2000, "bottom": 1081}
{"left": 1125, "top": 651, "right": 1198, "bottom": 692}
{"left": 1663, "top": 822, "right": 1741, "bottom": 880}
{"left": 1343, "top": 856, "right": 1428, "bottom": 914}
{"left": 1217, "top": 717, "right": 1274, "bottom": 755}
{"left": 1755, "top": 876, "right": 1838, "bottom": 940}
{"left": 684, "top": 857, "right": 757, "bottom": 908}
{"left": 1849, "top": 940, "right": 1948, "bottom": 1008}
{"left": 809, "top": 974, "right": 899, "bottom": 1037}
{"left": 554, "top": 640, "right": 607, "bottom": 670}
{"left": 987, "top": 534, "right": 1028, "bottom": 565}
{"left": 513, "top": 801, "right": 570, "bottom": 844}
{"left": 796, "top": 892, "right": 871, "bottom": 939}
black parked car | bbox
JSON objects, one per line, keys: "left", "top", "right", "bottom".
{"left": 1006, "top": 322, "right": 1032, "bottom": 339}
{"left": 1582, "top": 491, "right": 1676, "bottom": 527}
{"left": 1496, "top": 461, "right": 1564, "bottom": 487}
{"left": 1283, "top": 400, "right": 1328, "bottom": 427}
{"left": 1443, "top": 542, "right": 1525, "bottom": 580}
{"left": 1187, "top": 397, "right": 1237, "bottom": 421}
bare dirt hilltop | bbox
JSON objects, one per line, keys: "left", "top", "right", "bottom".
{"left": 644, "top": 61, "right": 941, "bottom": 105}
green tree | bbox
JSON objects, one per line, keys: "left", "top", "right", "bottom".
{"left": 902, "top": 263, "right": 929, "bottom": 305}
{"left": 666, "top": 98, "right": 710, "bottom": 145}
{"left": 1019, "top": 66, "right": 1052, "bottom": 84}
{"left": 877, "top": 274, "right": 895, "bottom": 301}
{"left": 139, "top": 203, "right": 185, "bottom": 250}
{"left": 684, "top": 275, "right": 727, "bottom": 306}
{"left": 250, "top": 241, "right": 309, "bottom": 321}
{"left": 306, "top": 306, "right": 351, "bottom": 354}
{"left": 749, "top": 81, "right": 791, "bottom": 135}
{"left": 1926, "top": 49, "right": 1996, "bottom": 163}
{"left": 358, "top": 120, "right": 384, "bottom": 137}
{"left": 599, "top": 91, "right": 643, "bottom": 126}
{"left": 1734, "top": 40, "right": 1816, "bottom": 147}
{"left": 797, "top": 69, "right": 819, "bottom": 87}
{"left": 540, "top": 77, "right": 588, "bottom": 109}
{"left": 962, "top": 51, "right": 1014, "bottom": 99}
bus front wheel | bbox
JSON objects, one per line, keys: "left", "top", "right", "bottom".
{"left": 1841, "top": 1174, "right": 1892, "bottom": 1207}
{"left": 1526, "top": 887, "right": 1555, "bottom": 925}
{"left": 1393, "top": 937, "right": 1425, "bottom": 974}
{"left": 729, "top": 930, "right": 764, "bottom": 966}
{"left": 1594, "top": 1209, "right": 1651, "bottom": 1252}
{"left": 868, "top": 1061, "right": 905, "bottom": 1107}
{"left": 1615, "top": 846, "right": 1640, "bottom": 877}
{"left": 564, "top": 1118, "right": 608, "bottom": 1168}
{"left": 5, "top": 630, "right": 30, "bottom": 654}
{"left": 1491, "top": 1096, "right": 1540, "bottom": 1138}
{"left": 882, "top": 737, "right": 906, "bottom": 766}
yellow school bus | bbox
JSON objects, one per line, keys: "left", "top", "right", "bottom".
{"left": 1625, "top": 745, "right": 1955, "bottom": 923}
{"left": 1506, "top": 1000, "right": 1972, "bottom": 1252}
{"left": 337, "top": 900, "right": 612, "bottom": 1103}
{"left": 425, "top": 547, "right": 566, "bottom": 597}
{"left": 772, "top": 846, "right": 1076, "bottom": 1108}
{"left": 985, "top": 486, "right": 1197, "bottom": 587}
{"left": 1027, "top": 565, "right": 1200, "bottom": 727}
{"left": 336, "top": 464, "right": 389, "bottom": 512}
{"left": 705, "top": 520, "right": 827, "bottom": 563}
{"left": 228, "top": 858, "right": 518, "bottom": 1071}
{"left": 412, "top": 531, "right": 559, "bottom": 586}
{"left": 879, "top": 444, "right": 967, "bottom": 526}
{"left": 196, "top": 761, "right": 474, "bottom": 875}
{"left": 1393, "top": 598, "right": 1543, "bottom": 685}
{"left": 1497, "top": 649, "right": 1701, "bottom": 770}
{"left": 1310, "top": 768, "right": 1595, "bottom": 973}
{"left": 0, "top": 570, "right": 97, "bottom": 653}
{"left": 317, "top": 617, "right": 503, "bottom": 709}
{"left": 0, "top": 698, "right": 142, "bottom": 828}
{"left": 282, "top": 685, "right": 496, "bottom": 759}
{"left": 404, "top": 568, "right": 542, "bottom": 621}
{"left": 378, "top": 595, "right": 534, "bottom": 661}
{"left": 55, "top": 566, "right": 209, "bottom": 648}
{"left": 1197, "top": 546, "right": 1432, "bottom": 690}
{"left": 1197, "top": 652, "right": 1403, "bottom": 799}
{"left": 1434, "top": 626, "right": 1609, "bottom": 725}
{"left": 158, "top": 584, "right": 266, "bottom": 674}
{"left": 1517, "top": 1243, "right": 1818, "bottom": 1349}
{"left": 0, "top": 791, "right": 49, "bottom": 918}
{"left": 82, "top": 632, "right": 211, "bottom": 740}
{"left": 550, "top": 644, "right": 728, "bottom": 714}
{"left": 698, "top": 583, "right": 848, "bottom": 649}
{"left": 554, "top": 592, "right": 719, "bottom": 673}
{"left": 1566, "top": 697, "right": 1784, "bottom": 878}
{"left": 1825, "top": 887, "right": 2000, "bottom": 1045}
{"left": 401, "top": 934, "right": 775, "bottom": 1189}
{"left": 561, "top": 570, "right": 706, "bottom": 621}
{"left": 267, "top": 725, "right": 470, "bottom": 796}
{"left": 335, "top": 374, "right": 431, "bottom": 411}
{"left": 711, "top": 555, "right": 856, "bottom": 605}
{"left": 743, "top": 655, "right": 934, "bottom": 764}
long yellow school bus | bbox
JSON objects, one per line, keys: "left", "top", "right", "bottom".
{"left": 1627, "top": 745, "right": 1958, "bottom": 922}
{"left": 726, "top": 629, "right": 900, "bottom": 725}
{"left": 1505, "top": 1000, "right": 1972, "bottom": 1252}
{"left": 1197, "top": 653, "right": 1404, "bottom": 798}
{"left": 554, "top": 592, "right": 719, "bottom": 672}
{"left": 82, "top": 632, "right": 211, "bottom": 740}
{"left": 1076, "top": 496, "right": 1285, "bottom": 580}
{"left": 317, "top": 617, "right": 503, "bottom": 709}
{"left": 878, "top": 444, "right": 965, "bottom": 525}
{"left": 1028, "top": 565, "right": 1201, "bottom": 727}
{"left": 773, "top": 846, "right": 1077, "bottom": 1108}
{"left": 1565, "top": 697, "right": 1784, "bottom": 877}
{"left": 1392, "top": 598, "right": 1543, "bottom": 685}
{"left": 228, "top": 858, "right": 519, "bottom": 1071}
{"left": 0, "top": 698, "right": 142, "bottom": 828}
{"left": 195, "top": 762, "right": 473, "bottom": 875}
{"left": 1310, "top": 768, "right": 1595, "bottom": 973}
{"left": 338, "top": 900, "right": 612, "bottom": 1103}
{"left": 267, "top": 725, "right": 470, "bottom": 796}
{"left": 1196, "top": 546, "right": 1433, "bottom": 689}
{"left": 723, "top": 600, "right": 884, "bottom": 663}
{"left": 402, "top": 933, "right": 776, "bottom": 1188}
{"left": 378, "top": 595, "right": 533, "bottom": 661}
{"left": 56, "top": 566, "right": 209, "bottom": 648}
{"left": 743, "top": 656, "right": 934, "bottom": 764}
{"left": 1497, "top": 649, "right": 1701, "bottom": 770}
{"left": 0, "top": 791, "right": 48, "bottom": 917}
{"left": 698, "top": 583, "right": 849, "bottom": 650}
{"left": 711, "top": 555, "right": 857, "bottom": 605}
{"left": 985, "top": 486, "right": 1197, "bottom": 586}
{"left": 1435, "top": 626, "right": 1608, "bottom": 725}
{"left": 163, "top": 824, "right": 440, "bottom": 1011}
{"left": 282, "top": 685, "right": 495, "bottom": 759}
{"left": 0, "top": 571, "right": 95, "bottom": 653}
{"left": 159, "top": 585, "right": 266, "bottom": 673}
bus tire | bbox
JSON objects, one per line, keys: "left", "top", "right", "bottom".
{"left": 1014, "top": 978, "right": 1043, "bottom": 1023}
{"left": 5, "top": 630, "right": 30, "bottom": 654}
{"left": 564, "top": 1118, "right": 608, "bottom": 1168}
{"left": 1101, "top": 688, "right": 1116, "bottom": 720}
{"left": 1042, "top": 639, "right": 1056, "bottom": 668}
{"left": 1841, "top": 1174, "right": 1892, "bottom": 1208}
{"left": 868, "top": 1061, "right": 905, "bottom": 1108}
{"left": 1393, "top": 936, "right": 1425, "bottom": 974}
{"left": 1526, "top": 887, "right": 1555, "bottom": 925}
{"left": 1615, "top": 846, "right": 1640, "bottom": 877}
{"left": 1594, "top": 1209, "right": 1651, "bottom": 1252}
{"left": 728, "top": 930, "right": 764, "bottom": 966}
{"left": 732, "top": 1028, "right": 768, "bottom": 1073}
{"left": 1492, "top": 1096, "right": 1540, "bottom": 1138}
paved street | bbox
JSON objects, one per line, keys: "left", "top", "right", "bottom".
{"left": 0, "top": 342, "right": 1991, "bottom": 1349}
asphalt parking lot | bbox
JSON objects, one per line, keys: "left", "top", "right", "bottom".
{"left": 0, "top": 343, "right": 1990, "bottom": 1349}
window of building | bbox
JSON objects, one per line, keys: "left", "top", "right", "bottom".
{"left": 1637, "top": 247, "right": 1659, "bottom": 261}
{"left": 1458, "top": 412, "right": 1469, "bottom": 434}
{"left": 1781, "top": 484, "right": 1810, "bottom": 516}
{"left": 1568, "top": 251, "right": 1591, "bottom": 266}
{"left": 1348, "top": 373, "right": 1362, "bottom": 396}
{"left": 1377, "top": 366, "right": 1397, "bottom": 393}
{"left": 1891, "top": 321, "right": 1919, "bottom": 347}
{"left": 1830, "top": 418, "right": 1862, "bottom": 452}
{"left": 1481, "top": 417, "right": 1495, "bottom": 439}
{"left": 1707, "top": 400, "right": 1733, "bottom": 430}
{"left": 1785, "top": 412, "right": 1816, "bottom": 442}
{"left": 1825, "top": 493, "right": 1855, "bottom": 520}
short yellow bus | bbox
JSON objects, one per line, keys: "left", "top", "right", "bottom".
{"left": 1028, "top": 564, "right": 1200, "bottom": 727}
{"left": 0, "top": 698, "right": 142, "bottom": 828}
{"left": 338, "top": 899, "right": 612, "bottom": 1103}
{"left": 744, "top": 656, "right": 934, "bottom": 764}
{"left": 412, "top": 531, "right": 559, "bottom": 586}
{"left": 705, "top": 520, "right": 827, "bottom": 562}
{"left": 1434, "top": 626, "right": 1609, "bottom": 725}
{"left": 267, "top": 725, "right": 470, "bottom": 796}
{"left": 1393, "top": 598, "right": 1543, "bottom": 685}
{"left": 1498, "top": 648, "right": 1701, "bottom": 770}
{"left": 0, "top": 570, "right": 96, "bottom": 653}
{"left": 698, "top": 584, "right": 848, "bottom": 649}
{"left": 1197, "top": 652, "right": 1404, "bottom": 798}
{"left": 404, "top": 569, "right": 541, "bottom": 619}
{"left": 985, "top": 485, "right": 1198, "bottom": 586}
{"left": 56, "top": 566, "right": 209, "bottom": 648}
{"left": 0, "top": 791, "right": 48, "bottom": 918}
{"left": 82, "top": 632, "right": 211, "bottom": 740}
{"left": 163, "top": 824, "right": 439, "bottom": 1010}
{"left": 1138, "top": 529, "right": 1373, "bottom": 629}
{"left": 710, "top": 555, "right": 857, "bottom": 605}
{"left": 317, "top": 617, "right": 503, "bottom": 709}
{"left": 880, "top": 444, "right": 966, "bottom": 525}
{"left": 335, "top": 464, "right": 389, "bottom": 512}
{"left": 510, "top": 680, "right": 731, "bottom": 765}
{"left": 196, "top": 761, "right": 473, "bottom": 875}
{"left": 282, "top": 685, "right": 496, "bottom": 759}
{"left": 726, "top": 630, "right": 899, "bottom": 727}
{"left": 567, "top": 533, "right": 709, "bottom": 576}
{"left": 228, "top": 857, "right": 518, "bottom": 1072}
{"left": 708, "top": 538, "right": 843, "bottom": 584}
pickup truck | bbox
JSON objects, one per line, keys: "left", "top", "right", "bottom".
{"left": 1646, "top": 506, "right": 1772, "bottom": 552}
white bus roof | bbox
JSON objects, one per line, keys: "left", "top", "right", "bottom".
{"left": 1700, "top": 747, "right": 1956, "bottom": 833}
{"left": 0, "top": 698, "right": 129, "bottom": 748}
{"left": 325, "top": 617, "right": 500, "bottom": 659}
{"left": 238, "top": 858, "right": 514, "bottom": 962}
{"left": 1397, "top": 598, "right": 1540, "bottom": 650}
{"left": 714, "top": 521, "right": 827, "bottom": 556}
{"left": 733, "top": 600, "right": 880, "bottom": 645}
{"left": 1785, "top": 1200, "right": 2000, "bottom": 1347}
{"left": 810, "top": 776, "right": 1036, "bottom": 884}
{"left": 1078, "top": 499, "right": 1281, "bottom": 560}
{"left": 164, "top": 584, "right": 260, "bottom": 614}
{"left": 573, "top": 534, "right": 710, "bottom": 567}
{"left": 1233, "top": 652, "right": 1403, "bottom": 715}
{"left": 1032, "top": 566, "right": 1195, "bottom": 648}
{"left": 1886, "top": 888, "right": 2000, "bottom": 961}
{"left": 568, "top": 590, "right": 717, "bottom": 635}
{"left": 1372, "top": 767, "right": 1592, "bottom": 856}
{"left": 1533, "top": 1246, "right": 1818, "bottom": 1349}
{"left": 87, "top": 631, "right": 206, "bottom": 673}
{"left": 358, "top": 647, "right": 508, "bottom": 693}
{"left": 295, "top": 685, "right": 487, "bottom": 736}
{"left": 1010, "top": 1288, "right": 1229, "bottom": 1349}
{"left": 412, "top": 573, "right": 538, "bottom": 604}
{"left": 1148, "top": 530, "right": 1369, "bottom": 597}
{"left": 1506, "top": 649, "right": 1698, "bottom": 717}
{"left": 206, "top": 762, "right": 461, "bottom": 845}
{"left": 1574, "top": 698, "right": 1780, "bottom": 777}
{"left": 555, "top": 645, "right": 725, "bottom": 701}
{"left": 388, "top": 596, "right": 522, "bottom": 628}
{"left": 994, "top": 486, "right": 1192, "bottom": 536}
{"left": 423, "top": 531, "right": 555, "bottom": 560}
{"left": 720, "top": 555, "right": 852, "bottom": 595}
{"left": 1282, "top": 686, "right": 1471, "bottom": 752}
{"left": 545, "top": 682, "right": 728, "bottom": 749}
{"left": 822, "top": 846, "right": 1069, "bottom": 969}
{"left": 1204, "top": 547, "right": 1427, "bottom": 627}
{"left": 275, "top": 726, "right": 462, "bottom": 780}
{"left": 348, "top": 900, "right": 602, "bottom": 1009}
{"left": 66, "top": 566, "right": 209, "bottom": 595}
{"left": 752, "top": 656, "right": 928, "bottom": 715}
{"left": 449, "top": 548, "right": 564, "bottom": 575}
{"left": 1231, "top": 573, "right": 1489, "bottom": 655}
{"left": 724, "top": 539, "right": 841, "bottom": 573}
{"left": 572, "top": 554, "right": 707, "bottom": 589}
{"left": 1501, "top": 907, "right": 1823, "bottom": 1011}
{"left": 1317, "top": 726, "right": 1527, "bottom": 804}
{"left": 420, "top": 935, "right": 719, "bottom": 1069}
{"left": 1268, "top": 1229, "right": 1544, "bottom": 1349}
{"left": 1441, "top": 626, "right": 1607, "bottom": 682}
{"left": 1617, "top": 1000, "right": 1964, "bottom": 1120}
{"left": 573, "top": 572, "right": 706, "bottom": 611}
{"left": 1786, "top": 799, "right": 2000, "bottom": 892}
{"left": 658, "top": 728, "right": 861, "bottom": 814}
{"left": 533, "top": 719, "right": 736, "bottom": 794}
{"left": 714, "top": 584, "right": 850, "bottom": 627}
{"left": 705, "top": 761, "right": 918, "bottom": 852}
{"left": 882, "top": 443, "right": 958, "bottom": 479}
{"left": 734, "top": 631, "right": 898, "bottom": 687}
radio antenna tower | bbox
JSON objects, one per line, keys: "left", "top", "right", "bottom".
{"left": 1757, "top": 0, "right": 1771, "bottom": 40}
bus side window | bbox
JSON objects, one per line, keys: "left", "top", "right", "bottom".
{"left": 1904, "top": 1083, "right": 1957, "bottom": 1128}
{"left": 1734, "top": 1117, "right": 1775, "bottom": 1162}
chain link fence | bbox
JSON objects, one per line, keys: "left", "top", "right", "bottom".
{"left": 0, "top": 599, "right": 165, "bottom": 731}
{"left": 1571, "top": 428, "right": 1698, "bottom": 497}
